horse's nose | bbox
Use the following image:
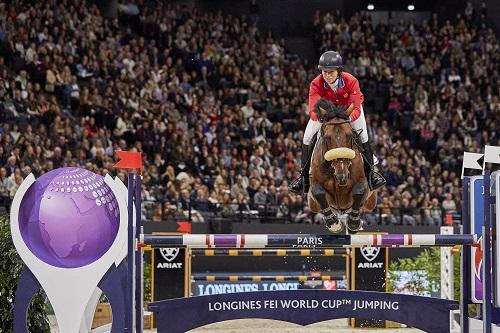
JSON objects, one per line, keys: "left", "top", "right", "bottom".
{"left": 337, "top": 174, "right": 348, "bottom": 184}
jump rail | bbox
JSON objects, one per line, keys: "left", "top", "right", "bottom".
{"left": 141, "top": 233, "right": 477, "bottom": 248}
{"left": 191, "top": 274, "right": 341, "bottom": 282}
{"left": 190, "top": 248, "right": 349, "bottom": 256}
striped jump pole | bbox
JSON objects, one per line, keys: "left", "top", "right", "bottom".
{"left": 192, "top": 274, "right": 341, "bottom": 282}
{"left": 141, "top": 233, "right": 477, "bottom": 249}
{"left": 191, "top": 248, "right": 349, "bottom": 257}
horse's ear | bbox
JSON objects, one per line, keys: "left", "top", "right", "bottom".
{"left": 345, "top": 103, "right": 355, "bottom": 116}
{"left": 314, "top": 98, "right": 332, "bottom": 118}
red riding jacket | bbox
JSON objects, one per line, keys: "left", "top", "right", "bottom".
{"left": 308, "top": 71, "right": 364, "bottom": 121}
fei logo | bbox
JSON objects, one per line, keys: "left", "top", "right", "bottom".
{"left": 360, "top": 247, "right": 380, "bottom": 262}
{"left": 159, "top": 248, "right": 180, "bottom": 262}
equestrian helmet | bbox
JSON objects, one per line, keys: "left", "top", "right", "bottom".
{"left": 318, "top": 51, "right": 343, "bottom": 70}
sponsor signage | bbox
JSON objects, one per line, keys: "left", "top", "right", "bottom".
{"left": 192, "top": 279, "right": 347, "bottom": 296}
{"left": 150, "top": 289, "right": 458, "bottom": 333}
{"left": 193, "top": 281, "right": 301, "bottom": 296}
{"left": 353, "top": 244, "right": 387, "bottom": 328}
{"left": 153, "top": 248, "right": 187, "bottom": 301}
{"left": 470, "top": 176, "right": 484, "bottom": 303}
{"left": 494, "top": 171, "right": 500, "bottom": 306}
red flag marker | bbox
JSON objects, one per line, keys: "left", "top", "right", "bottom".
{"left": 113, "top": 151, "right": 143, "bottom": 174}
{"left": 177, "top": 221, "right": 192, "bottom": 234}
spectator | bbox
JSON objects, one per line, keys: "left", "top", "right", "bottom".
{"left": 0, "top": 167, "right": 9, "bottom": 208}
{"left": 442, "top": 193, "right": 457, "bottom": 212}
{"left": 277, "top": 196, "right": 291, "bottom": 219}
{"left": 0, "top": 0, "right": 495, "bottom": 226}
{"left": 294, "top": 206, "right": 314, "bottom": 224}
{"left": 254, "top": 185, "right": 268, "bottom": 207}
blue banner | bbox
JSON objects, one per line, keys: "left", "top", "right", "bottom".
{"left": 150, "top": 289, "right": 457, "bottom": 333}
{"left": 192, "top": 279, "right": 347, "bottom": 296}
{"left": 470, "top": 177, "right": 484, "bottom": 302}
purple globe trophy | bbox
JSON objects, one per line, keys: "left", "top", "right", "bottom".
{"left": 11, "top": 167, "right": 128, "bottom": 333}
{"left": 18, "top": 167, "right": 120, "bottom": 268}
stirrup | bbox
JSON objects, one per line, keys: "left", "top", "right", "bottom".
{"left": 288, "top": 177, "right": 303, "bottom": 194}
{"left": 368, "top": 171, "right": 386, "bottom": 191}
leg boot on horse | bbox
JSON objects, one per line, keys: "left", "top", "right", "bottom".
{"left": 289, "top": 144, "right": 312, "bottom": 195}
{"left": 346, "top": 182, "right": 367, "bottom": 233}
{"left": 361, "top": 142, "right": 386, "bottom": 191}
{"left": 310, "top": 183, "right": 344, "bottom": 233}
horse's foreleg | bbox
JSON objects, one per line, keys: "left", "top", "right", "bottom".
{"left": 310, "top": 183, "right": 330, "bottom": 213}
{"left": 348, "top": 181, "right": 367, "bottom": 232}
{"left": 311, "top": 183, "right": 342, "bottom": 233}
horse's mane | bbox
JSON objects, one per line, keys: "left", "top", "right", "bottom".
{"left": 313, "top": 98, "right": 350, "bottom": 122}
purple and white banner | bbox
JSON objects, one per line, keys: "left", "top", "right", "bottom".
{"left": 470, "top": 176, "right": 484, "bottom": 303}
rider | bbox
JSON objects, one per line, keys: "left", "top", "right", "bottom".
{"left": 289, "top": 50, "right": 386, "bottom": 194}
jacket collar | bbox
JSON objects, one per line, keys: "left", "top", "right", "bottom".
{"left": 322, "top": 73, "right": 345, "bottom": 89}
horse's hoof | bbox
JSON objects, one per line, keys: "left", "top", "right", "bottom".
{"left": 324, "top": 215, "right": 344, "bottom": 233}
{"left": 327, "top": 221, "right": 344, "bottom": 233}
{"left": 347, "top": 217, "right": 363, "bottom": 233}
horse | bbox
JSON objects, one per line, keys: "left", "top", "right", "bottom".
{"left": 307, "top": 99, "right": 377, "bottom": 233}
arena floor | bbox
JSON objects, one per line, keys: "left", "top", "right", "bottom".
{"left": 186, "top": 319, "right": 425, "bottom": 332}
{"left": 50, "top": 316, "right": 429, "bottom": 332}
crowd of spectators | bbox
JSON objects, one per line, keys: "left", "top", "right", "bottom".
{"left": 0, "top": 0, "right": 497, "bottom": 226}
{"left": 314, "top": 3, "right": 499, "bottom": 225}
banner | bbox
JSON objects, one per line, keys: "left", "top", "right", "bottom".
{"left": 352, "top": 245, "right": 387, "bottom": 327}
{"left": 470, "top": 176, "right": 484, "bottom": 303}
{"left": 494, "top": 171, "right": 500, "bottom": 306}
{"left": 192, "top": 279, "right": 347, "bottom": 296}
{"left": 153, "top": 248, "right": 187, "bottom": 300}
{"left": 150, "top": 289, "right": 457, "bottom": 333}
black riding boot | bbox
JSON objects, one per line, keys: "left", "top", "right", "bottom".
{"left": 362, "top": 142, "right": 386, "bottom": 191}
{"left": 289, "top": 144, "right": 311, "bottom": 194}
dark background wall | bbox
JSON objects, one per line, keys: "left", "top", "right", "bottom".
{"left": 96, "top": 0, "right": 498, "bottom": 35}
{"left": 190, "top": 0, "right": 477, "bottom": 35}
{"left": 193, "top": 0, "right": 344, "bottom": 37}
{"left": 95, "top": 0, "right": 498, "bottom": 62}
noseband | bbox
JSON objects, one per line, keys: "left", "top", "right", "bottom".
{"left": 320, "top": 119, "right": 355, "bottom": 185}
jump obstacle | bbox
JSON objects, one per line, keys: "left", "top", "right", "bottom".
{"left": 153, "top": 247, "right": 350, "bottom": 300}
{"left": 9, "top": 151, "right": 500, "bottom": 333}
{"left": 190, "top": 248, "right": 350, "bottom": 256}
{"left": 142, "top": 233, "right": 476, "bottom": 248}
{"left": 191, "top": 274, "right": 341, "bottom": 282}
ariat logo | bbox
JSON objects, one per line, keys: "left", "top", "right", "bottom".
{"left": 360, "top": 247, "right": 380, "bottom": 262}
{"left": 160, "top": 248, "right": 179, "bottom": 262}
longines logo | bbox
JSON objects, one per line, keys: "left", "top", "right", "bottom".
{"left": 157, "top": 248, "right": 183, "bottom": 269}
{"left": 358, "top": 247, "right": 383, "bottom": 269}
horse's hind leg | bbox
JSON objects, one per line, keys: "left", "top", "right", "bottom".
{"left": 310, "top": 183, "right": 343, "bottom": 233}
{"left": 347, "top": 181, "right": 368, "bottom": 233}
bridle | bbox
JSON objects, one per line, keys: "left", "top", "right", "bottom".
{"left": 320, "top": 118, "right": 357, "bottom": 186}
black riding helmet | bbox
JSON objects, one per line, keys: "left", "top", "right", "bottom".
{"left": 317, "top": 51, "right": 343, "bottom": 70}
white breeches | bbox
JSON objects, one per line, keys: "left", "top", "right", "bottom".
{"left": 350, "top": 105, "right": 368, "bottom": 144}
{"left": 303, "top": 104, "right": 369, "bottom": 145}
{"left": 303, "top": 118, "right": 322, "bottom": 145}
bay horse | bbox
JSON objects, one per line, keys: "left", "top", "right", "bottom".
{"left": 307, "top": 99, "right": 377, "bottom": 233}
